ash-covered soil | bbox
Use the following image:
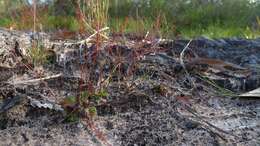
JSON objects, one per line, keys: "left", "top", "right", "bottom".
{"left": 0, "top": 28, "right": 260, "bottom": 146}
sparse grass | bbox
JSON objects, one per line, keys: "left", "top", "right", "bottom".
{"left": 197, "top": 75, "right": 237, "bottom": 97}
{"left": 27, "top": 43, "right": 50, "bottom": 66}
{"left": 180, "top": 25, "right": 258, "bottom": 39}
{"left": 109, "top": 0, "right": 260, "bottom": 39}
{"left": 109, "top": 15, "right": 176, "bottom": 38}
{"left": 110, "top": 17, "right": 152, "bottom": 35}
{"left": 44, "top": 16, "right": 80, "bottom": 32}
{"left": 79, "top": 0, "right": 109, "bottom": 35}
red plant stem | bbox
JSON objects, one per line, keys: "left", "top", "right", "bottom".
{"left": 33, "top": 0, "right": 36, "bottom": 33}
{"left": 78, "top": 63, "right": 84, "bottom": 104}
{"left": 84, "top": 118, "right": 112, "bottom": 146}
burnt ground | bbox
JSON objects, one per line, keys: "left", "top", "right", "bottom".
{"left": 0, "top": 28, "right": 260, "bottom": 146}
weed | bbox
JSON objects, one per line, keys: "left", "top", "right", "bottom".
{"left": 91, "top": 89, "right": 109, "bottom": 102}
{"left": 61, "top": 89, "right": 109, "bottom": 122}
{"left": 27, "top": 43, "right": 50, "bottom": 66}
{"left": 76, "top": 0, "right": 109, "bottom": 35}
{"left": 88, "top": 106, "right": 97, "bottom": 118}
{"left": 66, "top": 112, "right": 80, "bottom": 123}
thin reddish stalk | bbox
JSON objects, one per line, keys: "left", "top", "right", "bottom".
{"left": 33, "top": 0, "right": 36, "bottom": 33}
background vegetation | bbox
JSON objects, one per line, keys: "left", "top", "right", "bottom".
{"left": 0, "top": 0, "right": 260, "bottom": 38}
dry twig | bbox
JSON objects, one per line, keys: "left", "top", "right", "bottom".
{"left": 180, "top": 40, "right": 195, "bottom": 88}
{"left": 9, "top": 73, "right": 62, "bottom": 85}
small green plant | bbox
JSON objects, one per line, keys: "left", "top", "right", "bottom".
{"left": 92, "top": 89, "right": 109, "bottom": 101}
{"left": 88, "top": 106, "right": 97, "bottom": 118}
{"left": 66, "top": 112, "right": 80, "bottom": 123}
{"left": 61, "top": 89, "right": 109, "bottom": 122}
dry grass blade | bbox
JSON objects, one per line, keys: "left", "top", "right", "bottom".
{"left": 52, "top": 27, "right": 109, "bottom": 47}
{"left": 78, "top": 27, "right": 109, "bottom": 44}
{"left": 196, "top": 74, "right": 237, "bottom": 97}
{"left": 33, "top": 0, "right": 36, "bottom": 33}
{"left": 76, "top": 0, "right": 109, "bottom": 40}
{"left": 179, "top": 102, "right": 240, "bottom": 141}
{"left": 180, "top": 40, "right": 195, "bottom": 87}
{"left": 9, "top": 73, "right": 62, "bottom": 85}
